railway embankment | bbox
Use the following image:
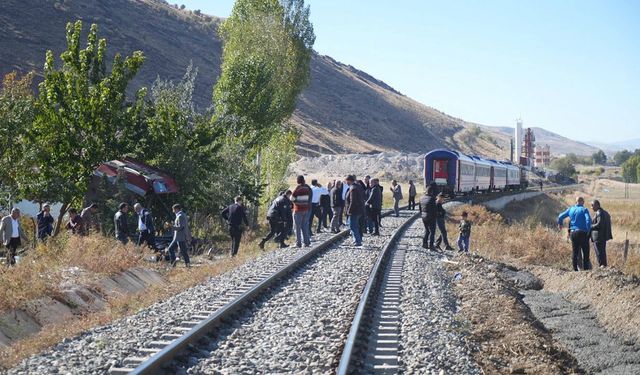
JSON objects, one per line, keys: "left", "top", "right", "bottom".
{"left": 450, "top": 190, "right": 640, "bottom": 373}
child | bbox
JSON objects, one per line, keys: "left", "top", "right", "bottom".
{"left": 457, "top": 211, "right": 472, "bottom": 252}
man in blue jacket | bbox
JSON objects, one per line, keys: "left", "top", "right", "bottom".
{"left": 558, "top": 197, "right": 592, "bottom": 271}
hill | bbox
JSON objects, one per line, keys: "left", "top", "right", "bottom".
{"left": 0, "top": 0, "right": 588, "bottom": 158}
{"left": 485, "top": 126, "right": 599, "bottom": 157}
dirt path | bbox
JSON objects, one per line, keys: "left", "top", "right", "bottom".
{"left": 523, "top": 289, "right": 640, "bottom": 374}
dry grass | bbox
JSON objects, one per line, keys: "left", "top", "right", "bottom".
{"left": 0, "top": 234, "right": 145, "bottom": 312}
{"left": 448, "top": 202, "right": 640, "bottom": 276}
{"left": 0, "top": 225, "right": 273, "bottom": 369}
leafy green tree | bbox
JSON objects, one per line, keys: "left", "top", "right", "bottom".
{"left": 622, "top": 155, "right": 640, "bottom": 183}
{"left": 212, "top": 0, "right": 314, "bottom": 221}
{"left": 260, "top": 126, "right": 299, "bottom": 206}
{"left": 19, "top": 21, "right": 146, "bottom": 233}
{"left": 550, "top": 157, "right": 576, "bottom": 178}
{"left": 592, "top": 149, "right": 607, "bottom": 165}
{"left": 0, "top": 72, "right": 37, "bottom": 210}
{"left": 213, "top": 0, "right": 314, "bottom": 146}
{"left": 143, "top": 64, "right": 223, "bottom": 215}
{"left": 613, "top": 149, "right": 632, "bottom": 166}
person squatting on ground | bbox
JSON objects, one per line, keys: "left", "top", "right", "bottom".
{"left": 134, "top": 203, "right": 157, "bottom": 252}
{"left": 36, "top": 204, "right": 54, "bottom": 240}
{"left": 408, "top": 180, "right": 417, "bottom": 210}
{"left": 365, "top": 178, "right": 382, "bottom": 236}
{"left": 65, "top": 208, "right": 85, "bottom": 235}
{"left": 0, "top": 208, "right": 28, "bottom": 266}
{"left": 292, "top": 175, "right": 312, "bottom": 247}
{"left": 590, "top": 199, "right": 612, "bottom": 268}
{"left": 330, "top": 180, "right": 344, "bottom": 233}
{"left": 345, "top": 175, "right": 365, "bottom": 247}
{"left": 457, "top": 211, "right": 472, "bottom": 252}
{"left": 221, "top": 197, "right": 249, "bottom": 257}
{"left": 259, "top": 191, "right": 291, "bottom": 249}
{"left": 114, "top": 202, "right": 130, "bottom": 245}
{"left": 419, "top": 184, "right": 437, "bottom": 250}
{"left": 391, "top": 180, "right": 403, "bottom": 217}
{"left": 558, "top": 197, "right": 592, "bottom": 271}
{"left": 434, "top": 193, "right": 454, "bottom": 250}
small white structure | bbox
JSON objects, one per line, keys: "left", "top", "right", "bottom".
{"left": 514, "top": 118, "right": 523, "bottom": 164}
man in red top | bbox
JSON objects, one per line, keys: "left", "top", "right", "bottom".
{"left": 292, "top": 175, "right": 312, "bottom": 247}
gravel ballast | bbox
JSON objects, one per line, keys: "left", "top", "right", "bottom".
{"left": 7, "top": 231, "right": 339, "bottom": 375}
{"left": 399, "top": 220, "right": 481, "bottom": 374}
{"left": 180, "top": 213, "right": 414, "bottom": 374}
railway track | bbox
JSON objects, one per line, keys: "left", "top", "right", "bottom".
{"left": 338, "top": 212, "right": 418, "bottom": 374}
{"left": 108, "top": 209, "right": 414, "bottom": 374}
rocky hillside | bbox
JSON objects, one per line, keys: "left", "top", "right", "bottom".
{"left": 0, "top": 0, "right": 589, "bottom": 157}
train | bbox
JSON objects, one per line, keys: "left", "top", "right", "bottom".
{"left": 424, "top": 149, "right": 529, "bottom": 196}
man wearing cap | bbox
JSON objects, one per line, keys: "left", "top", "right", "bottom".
{"left": 558, "top": 197, "right": 592, "bottom": 271}
{"left": 1, "top": 208, "right": 28, "bottom": 265}
{"left": 81, "top": 203, "right": 100, "bottom": 234}
{"left": 114, "top": 203, "right": 130, "bottom": 245}
{"left": 36, "top": 204, "right": 55, "bottom": 240}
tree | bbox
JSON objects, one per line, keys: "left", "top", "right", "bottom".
{"left": 212, "top": 0, "right": 314, "bottom": 216}
{"left": 19, "top": 21, "right": 146, "bottom": 234}
{"left": 592, "top": 149, "right": 607, "bottom": 165}
{"left": 613, "top": 149, "right": 632, "bottom": 166}
{"left": 0, "top": 72, "right": 37, "bottom": 210}
{"left": 143, "top": 64, "right": 223, "bottom": 214}
{"left": 550, "top": 157, "right": 576, "bottom": 178}
{"left": 622, "top": 155, "right": 640, "bottom": 183}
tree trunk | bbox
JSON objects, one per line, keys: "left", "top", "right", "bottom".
{"left": 53, "top": 202, "right": 70, "bottom": 236}
{"left": 252, "top": 150, "right": 261, "bottom": 229}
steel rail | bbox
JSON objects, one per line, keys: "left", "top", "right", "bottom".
{"left": 337, "top": 211, "right": 420, "bottom": 375}
{"left": 114, "top": 207, "right": 408, "bottom": 375}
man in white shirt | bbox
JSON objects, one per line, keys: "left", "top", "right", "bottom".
{"left": 0, "top": 208, "right": 28, "bottom": 266}
{"left": 309, "top": 179, "right": 323, "bottom": 234}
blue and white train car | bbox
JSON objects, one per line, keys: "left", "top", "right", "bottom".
{"left": 488, "top": 159, "right": 507, "bottom": 190}
{"left": 425, "top": 149, "right": 526, "bottom": 196}
{"left": 469, "top": 156, "right": 492, "bottom": 191}
{"left": 500, "top": 161, "right": 522, "bottom": 190}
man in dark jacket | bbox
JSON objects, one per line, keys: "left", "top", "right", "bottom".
{"left": 221, "top": 196, "right": 250, "bottom": 256}
{"left": 65, "top": 208, "right": 85, "bottom": 235}
{"left": 36, "top": 204, "right": 54, "bottom": 240}
{"left": 419, "top": 185, "right": 438, "bottom": 250}
{"left": 114, "top": 202, "right": 130, "bottom": 245}
{"left": 281, "top": 190, "right": 293, "bottom": 240}
{"left": 590, "top": 200, "right": 613, "bottom": 267}
{"left": 330, "top": 180, "right": 344, "bottom": 233}
{"left": 134, "top": 203, "right": 156, "bottom": 251}
{"left": 365, "top": 178, "right": 382, "bottom": 236}
{"left": 434, "top": 193, "right": 453, "bottom": 250}
{"left": 408, "top": 180, "right": 417, "bottom": 210}
{"left": 259, "top": 191, "right": 290, "bottom": 249}
{"left": 345, "top": 175, "right": 365, "bottom": 246}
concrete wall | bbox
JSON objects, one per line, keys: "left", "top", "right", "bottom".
{"left": 482, "top": 192, "right": 544, "bottom": 211}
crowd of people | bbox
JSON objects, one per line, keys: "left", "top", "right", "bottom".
{"left": 0, "top": 180, "right": 615, "bottom": 271}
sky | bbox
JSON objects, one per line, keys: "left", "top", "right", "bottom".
{"left": 181, "top": 0, "right": 639, "bottom": 144}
